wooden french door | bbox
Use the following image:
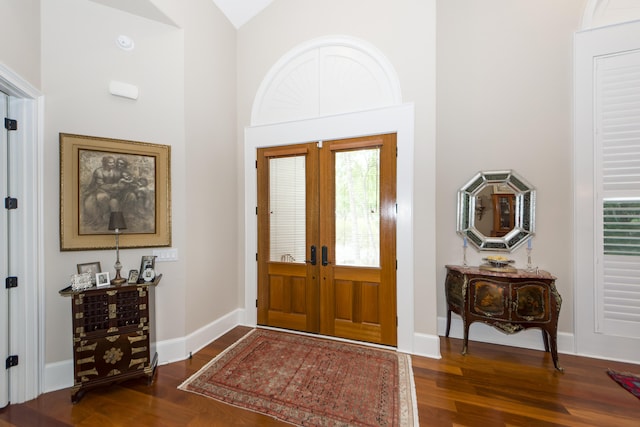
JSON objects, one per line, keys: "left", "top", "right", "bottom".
{"left": 257, "top": 133, "right": 397, "bottom": 346}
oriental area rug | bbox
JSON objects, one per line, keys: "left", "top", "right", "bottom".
{"left": 607, "top": 369, "right": 640, "bottom": 400}
{"left": 178, "top": 328, "right": 419, "bottom": 426}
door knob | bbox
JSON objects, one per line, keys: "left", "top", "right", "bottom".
{"left": 308, "top": 245, "right": 317, "bottom": 265}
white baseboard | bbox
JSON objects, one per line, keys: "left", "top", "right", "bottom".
{"left": 411, "top": 332, "right": 442, "bottom": 359}
{"left": 437, "top": 315, "right": 575, "bottom": 354}
{"left": 158, "top": 308, "right": 245, "bottom": 365}
{"left": 43, "top": 308, "right": 246, "bottom": 394}
{"left": 43, "top": 359, "right": 73, "bottom": 394}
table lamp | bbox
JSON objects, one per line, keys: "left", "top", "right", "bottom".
{"left": 108, "top": 211, "right": 127, "bottom": 285}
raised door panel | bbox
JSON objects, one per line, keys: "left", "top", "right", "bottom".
{"left": 333, "top": 279, "right": 381, "bottom": 324}
{"left": 264, "top": 264, "right": 311, "bottom": 331}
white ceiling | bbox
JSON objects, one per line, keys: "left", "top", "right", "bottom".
{"left": 89, "top": 0, "right": 273, "bottom": 29}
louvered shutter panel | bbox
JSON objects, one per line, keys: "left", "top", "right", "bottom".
{"left": 595, "top": 49, "right": 640, "bottom": 338}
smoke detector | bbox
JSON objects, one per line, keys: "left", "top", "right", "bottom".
{"left": 116, "top": 35, "right": 134, "bottom": 51}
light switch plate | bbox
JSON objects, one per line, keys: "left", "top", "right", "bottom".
{"left": 153, "top": 248, "right": 178, "bottom": 262}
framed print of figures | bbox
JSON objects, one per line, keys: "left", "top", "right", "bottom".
{"left": 59, "top": 133, "right": 171, "bottom": 250}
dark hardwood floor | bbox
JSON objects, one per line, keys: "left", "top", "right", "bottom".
{"left": 0, "top": 326, "right": 638, "bottom": 426}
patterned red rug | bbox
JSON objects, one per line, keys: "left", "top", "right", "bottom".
{"left": 607, "top": 369, "right": 640, "bottom": 400}
{"left": 179, "top": 328, "right": 418, "bottom": 426}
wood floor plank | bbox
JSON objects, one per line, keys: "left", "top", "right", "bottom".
{"left": 0, "top": 326, "right": 638, "bottom": 426}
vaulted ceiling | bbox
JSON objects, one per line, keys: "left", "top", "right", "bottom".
{"left": 89, "top": 0, "right": 273, "bottom": 28}
{"left": 210, "top": 0, "right": 273, "bottom": 28}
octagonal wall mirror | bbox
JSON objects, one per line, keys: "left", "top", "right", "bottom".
{"left": 457, "top": 170, "right": 536, "bottom": 252}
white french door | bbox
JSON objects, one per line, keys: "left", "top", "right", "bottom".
{"left": 575, "top": 21, "right": 640, "bottom": 363}
{"left": 0, "top": 91, "right": 9, "bottom": 408}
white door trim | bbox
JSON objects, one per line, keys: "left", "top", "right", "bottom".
{"left": 244, "top": 104, "right": 416, "bottom": 353}
{"left": 0, "top": 62, "right": 44, "bottom": 403}
{"left": 574, "top": 21, "right": 640, "bottom": 363}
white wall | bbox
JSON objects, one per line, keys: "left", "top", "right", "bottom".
{"left": 41, "top": 0, "right": 184, "bottom": 364}
{"left": 0, "top": 0, "right": 40, "bottom": 88}
{"left": 436, "top": 0, "right": 585, "bottom": 337}
{"left": 40, "top": 0, "right": 238, "bottom": 368}
{"left": 182, "top": 0, "right": 239, "bottom": 333}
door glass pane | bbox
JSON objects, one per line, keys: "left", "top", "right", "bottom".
{"left": 335, "top": 148, "right": 380, "bottom": 267}
{"left": 269, "top": 156, "right": 306, "bottom": 263}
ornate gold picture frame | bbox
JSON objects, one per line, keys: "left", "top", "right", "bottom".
{"left": 60, "top": 133, "right": 171, "bottom": 250}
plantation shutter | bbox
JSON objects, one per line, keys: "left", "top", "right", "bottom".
{"left": 595, "top": 49, "right": 640, "bottom": 338}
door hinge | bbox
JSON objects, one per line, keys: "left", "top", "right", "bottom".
{"left": 5, "top": 197, "right": 18, "bottom": 210}
{"left": 4, "top": 118, "right": 17, "bottom": 131}
{"left": 256, "top": 299, "right": 258, "bottom": 308}
{"left": 255, "top": 160, "right": 258, "bottom": 169}
{"left": 6, "top": 355, "right": 18, "bottom": 369}
{"left": 5, "top": 277, "right": 18, "bottom": 289}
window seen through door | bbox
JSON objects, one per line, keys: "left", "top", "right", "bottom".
{"left": 335, "top": 148, "right": 380, "bottom": 267}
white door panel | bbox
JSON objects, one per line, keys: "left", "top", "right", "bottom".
{"left": 0, "top": 91, "right": 9, "bottom": 408}
{"left": 575, "top": 21, "right": 640, "bottom": 363}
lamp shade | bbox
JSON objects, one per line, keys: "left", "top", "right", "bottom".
{"left": 108, "top": 212, "right": 127, "bottom": 231}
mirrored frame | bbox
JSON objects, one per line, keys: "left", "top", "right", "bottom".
{"left": 457, "top": 170, "right": 536, "bottom": 252}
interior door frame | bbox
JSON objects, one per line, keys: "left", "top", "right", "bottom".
{"left": 244, "top": 104, "right": 416, "bottom": 353}
{"left": 574, "top": 20, "right": 640, "bottom": 362}
{"left": 0, "top": 63, "right": 44, "bottom": 403}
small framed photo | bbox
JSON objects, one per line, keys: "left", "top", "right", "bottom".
{"left": 96, "top": 271, "right": 110, "bottom": 287}
{"left": 77, "top": 262, "right": 102, "bottom": 285}
{"left": 139, "top": 255, "right": 156, "bottom": 274}
{"left": 127, "top": 269, "right": 139, "bottom": 284}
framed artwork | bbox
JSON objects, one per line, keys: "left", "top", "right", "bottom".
{"left": 60, "top": 133, "right": 171, "bottom": 250}
{"left": 127, "top": 269, "right": 139, "bottom": 284}
{"left": 77, "top": 261, "right": 102, "bottom": 285}
{"left": 96, "top": 272, "right": 111, "bottom": 287}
